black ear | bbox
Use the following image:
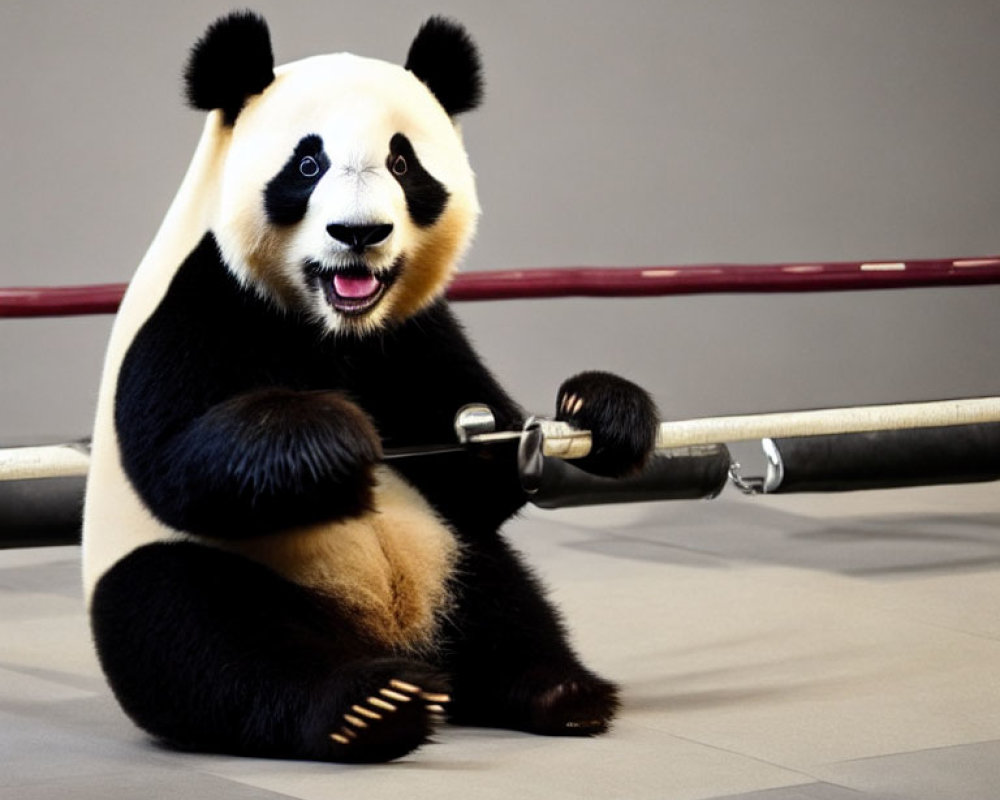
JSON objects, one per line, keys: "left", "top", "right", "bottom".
{"left": 184, "top": 11, "right": 275, "bottom": 125}
{"left": 405, "top": 17, "right": 483, "bottom": 116}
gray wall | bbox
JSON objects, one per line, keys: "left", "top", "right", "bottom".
{"left": 2, "top": 0, "right": 999, "bottom": 442}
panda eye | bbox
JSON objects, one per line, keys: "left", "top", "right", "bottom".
{"left": 390, "top": 154, "right": 408, "bottom": 177}
{"left": 299, "top": 156, "right": 320, "bottom": 178}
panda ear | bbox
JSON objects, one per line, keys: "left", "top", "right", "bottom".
{"left": 405, "top": 17, "right": 483, "bottom": 116}
{"left": 184, "top": 11, "right": 275, "bottom": 125}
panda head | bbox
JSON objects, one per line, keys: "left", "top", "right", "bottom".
{"left": 185, "top": 12, "right": 483, "bottom": 336}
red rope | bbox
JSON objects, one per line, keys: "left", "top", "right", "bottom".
{"left": 0, "top": 284, "right": 127, "bottom": 318}
{"left": 2, "top": 257, "right": 999, "bottom": 318}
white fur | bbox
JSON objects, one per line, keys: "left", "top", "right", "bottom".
{"left": 215, "top": 54, "right": 480, "bottom": 333}
{"left": 82, "top": 116, "right": 230, "bottom": 600}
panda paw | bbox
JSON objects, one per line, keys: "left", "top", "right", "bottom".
{"left": 515, "top": 667, "right": 620, "bottom": 737}
{"left": 327, "top": 671, "right": 450, "bottom": 763}
{"left": 556, "top": 371, "right": 658, "bottom": 478}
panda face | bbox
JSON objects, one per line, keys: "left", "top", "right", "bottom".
{"left": 214, "top": 54, "right": 480, "bottom": 336}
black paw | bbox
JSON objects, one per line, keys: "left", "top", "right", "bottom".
{"left": 158, "top": 388, "right": 384, "bottom": 536}
{"left": 250, "top": 388, "right": 382, "bottom": 481}
{"left": 556, "top": 371, "right": 658, "bottom": 478}
{"left": 326, "top": 668, "right": 450, "bottom": 763}
{"left": 513, "top": 668, "right": 620, "bottom": 737}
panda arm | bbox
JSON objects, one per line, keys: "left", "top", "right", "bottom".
{"left": 114, "top": 235, "right": 382, "bottom": 538}
{"left": 117, "top": 372, "right": 383, "bottom": 539}
{"left": 131, "top": 387, "right": 381, "bottom": 536}
{"left": 359, "top": 302, "right": 528, "bottom": 529}
{"left": 374, "top": 304, "right": 658, "bottom": 496}
{"left": 371, "top": 301, "right": 524, "bottom": 443}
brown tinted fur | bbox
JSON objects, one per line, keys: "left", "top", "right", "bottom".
{"left": 219, "top": 467, "right": 459, "bottom": 652}
{"left": 388, "top": 203, "right": 475, "bottom": 322}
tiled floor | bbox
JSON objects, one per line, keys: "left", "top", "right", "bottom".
{"left": 2, "top": 482, "right": 999, "bottom": 799}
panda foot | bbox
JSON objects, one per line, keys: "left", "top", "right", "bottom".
{"left": 327, "top": 675, "right": 450, "bottom": 762}
{"left": 513, "top": 668, "right": 620, "bottom": 737}
{"left": 527, "top": 676, "right": 619, "bottom": 736}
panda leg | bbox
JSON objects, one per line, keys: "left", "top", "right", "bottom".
{"left": 443, "top": 535, "right": 620, "bottom": 736}
{"left": 90, "top": 541, "right": 448, "bottom": 763}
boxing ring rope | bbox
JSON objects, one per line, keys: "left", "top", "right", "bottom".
{"left": 2, "top": 254, "right": 999, "bottom": 539}
{"left": 2, "top": 255, "right": 1000, "bottom": 317}
{"left": 536, "top": 397, "right": 1000, "bottom": 457}
{"left": 5, "top": 396, "right": 999, "bottom": 482}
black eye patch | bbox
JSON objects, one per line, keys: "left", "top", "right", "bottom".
{"left": 264, "top": 134, "right": 331, "bottom": 225}
{"left": 387, "top": 133, "right": 449, "bottom": 228}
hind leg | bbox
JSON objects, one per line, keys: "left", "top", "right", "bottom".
{"left": 443, "top": 535, "right": 619, "bottom": 736}
{"left": 91, "top": 541, "right": 447, "bottom": 763}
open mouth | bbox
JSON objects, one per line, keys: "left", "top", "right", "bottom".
{"left": 325, "top": 272, "right": 386, "bottom": 314}
{"left": 307, "top": 261, "right": 400, "bottom": 317}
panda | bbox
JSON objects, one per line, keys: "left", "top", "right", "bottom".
{"left": 82, "top": 11, "right": 659, "bottom": 764}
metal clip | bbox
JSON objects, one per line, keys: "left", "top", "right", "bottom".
{"left": 454, "top": 404, "right": 496, "bottom": 443}
{"left": 727, "top": 438, "right": 785, "bottom": 494}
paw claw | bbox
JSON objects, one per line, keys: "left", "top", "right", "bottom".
{"left": 328, "top": 666, "right": 448, "bottom": 760}
{"left": 352, "top": 704, "right": 382, "bottom": 720}
{"left": 343, "top": 713, "right": 368, "bottom": 729}
{"left": 420, "top": 692, "right": 451, "bottom": 704}
{"left": 369, "top": 696, "right": 397, "bottom": 712}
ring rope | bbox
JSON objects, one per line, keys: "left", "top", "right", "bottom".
{"left": 541, "top": 397, "right": 1000, "bottom": 458}
{"left": 0, "top": 444, "right": 90, "bottom": 481}
{"left": 2, "top": 256, "right": 1000, "bottom": 317}
{"left": 5, "top": 397, "right": 999, "bottom": 481}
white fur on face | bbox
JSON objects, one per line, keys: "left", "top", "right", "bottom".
{"left": 213, "top": 54, "right": 480, "bottom": 335}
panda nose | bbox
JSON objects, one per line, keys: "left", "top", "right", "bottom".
{"left": 326, "top": 223, "right": 394, "bottom": 253}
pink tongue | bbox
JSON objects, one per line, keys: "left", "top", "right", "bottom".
{"left": 333, "top": 274, "right": 380, "bottom": 299}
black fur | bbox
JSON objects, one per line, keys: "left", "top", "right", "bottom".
{"left": 265, "top": 131, "right": 448, "bottom": 231}
{"left": 101, "top": 231, "right": 625, "bottom": 761}
{"left": 185, "top": 11, "right": 275, "bottom": 125}
{"left": 91, "top": 541, "right": 451, "bottom": 762}
{"left": 440, "top": 532, "right": 620, "bottom": 736}
{"left": 326, "top": 223, "right": 394, "bottom": 252}
{"left": 405, "top": 17, "right": 483, "bottom": 116}
{"left": 388, "top": 133, "right": 450, "bottom": 228}
{"left": 115, "top": 236, "right": 383, "bottom": 536}
{"left": 115, "top": 233, "right": 526, "bottom": 537}
{"left": 264, "top": 135, "right": 331, "bottom": 225}
{"left": 557, "top": 371, "right": 659, "bottom": 478}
